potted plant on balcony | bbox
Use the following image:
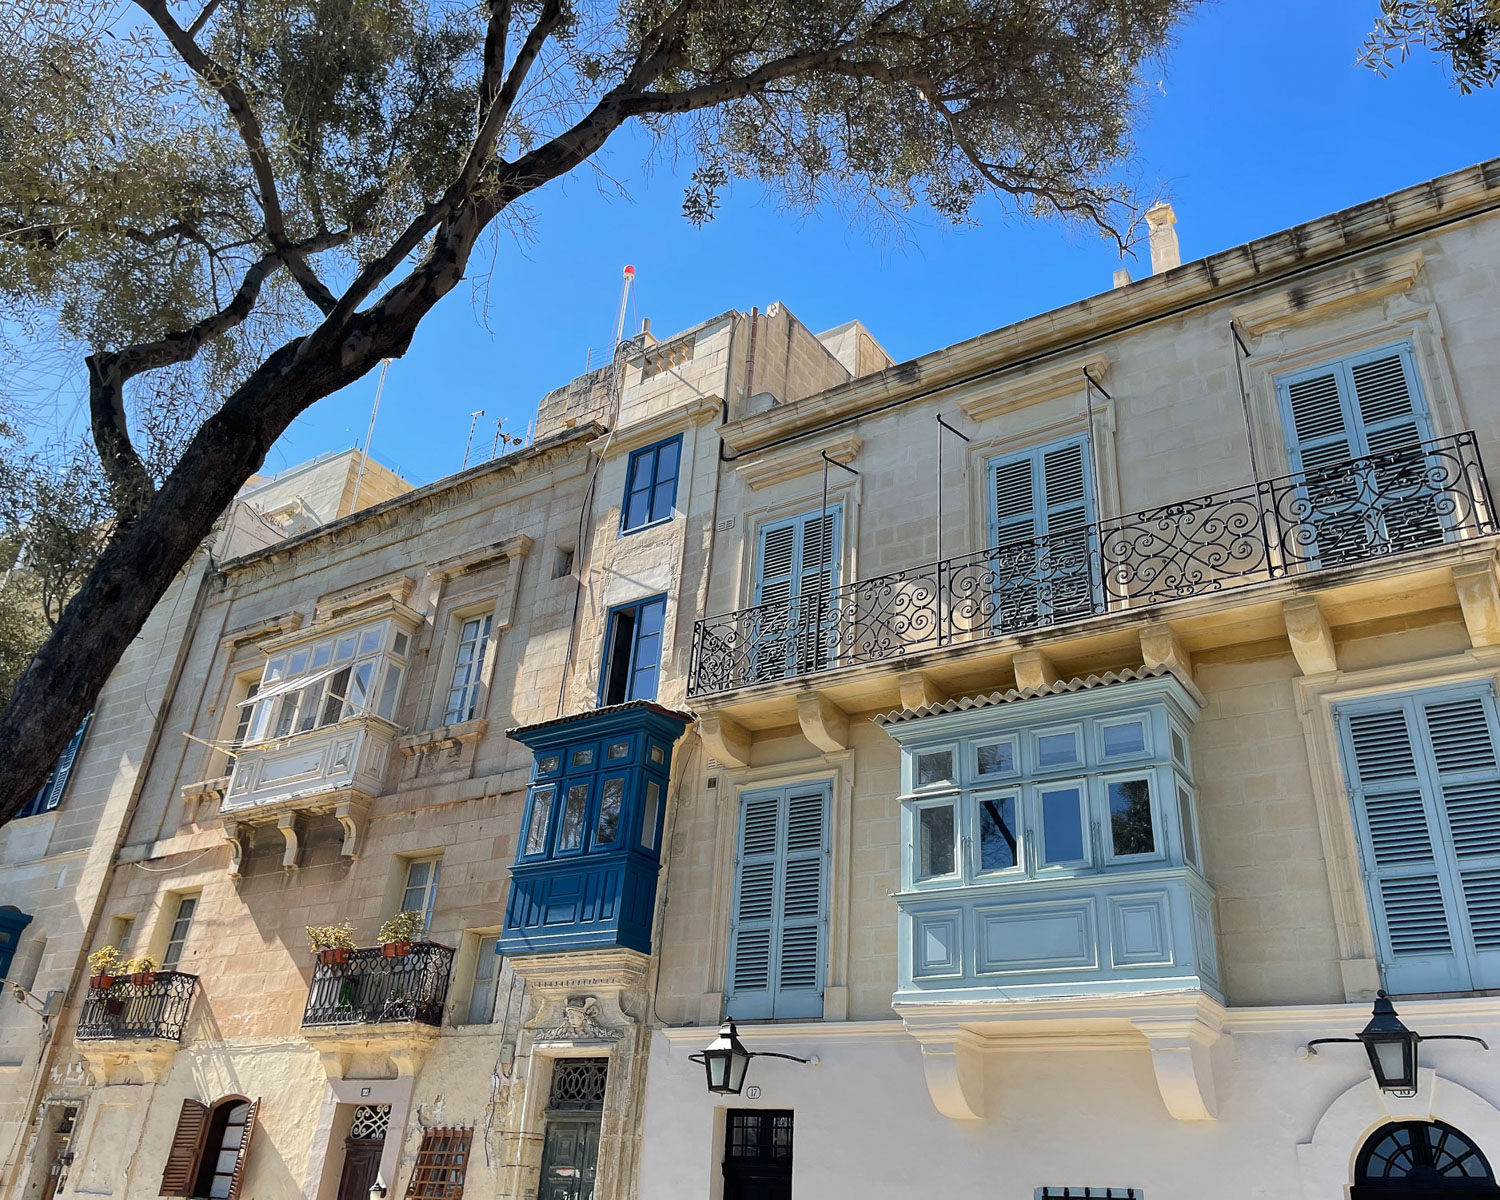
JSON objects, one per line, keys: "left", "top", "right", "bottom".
{"left": 307, "top": 921, "right": 357, "bottom": 965}
{"left": 126, "top": 953, "right": 160, "bottom": 987}
{"left": 378, "top": 910, "right": 426, "bottom": 958}
{"left": 87, "top": 945, "right": 122, "bottom": 990}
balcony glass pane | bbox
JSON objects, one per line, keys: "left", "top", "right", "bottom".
{"left": 641, "top": 781, "right": 661, "bottom": 849}
{"left": 558, "top": 784, "right": 589, "bottom": 852}
{"left": 917, "top": 805, "right": 956, "bottom": 880}
{"left": 1102, "top": 720, "right": 1146, "bottom": 757}
{"left": 915, "top": 749, "right": 954, "bottom": 789}
{"left": 526, "top": 788, "right": 554, "bottom": 855}
{"left": 1040, "top": 786, "right": 1085, "bottom": 864}
{"left": 1037, "top": 731, "right": 1078, "bottom": 768}
{"left": 975, "top": 741, "right": 1015, "bottom": 777}
{"left": 1108, "top": 778, "right": 1155, "bottom": 856}
{"left": 977, "top": 795, "right": 1020, "bottom": 871}
{"left": 1177, "top": 784, "right": 1199, "bottom": 868}
{"left": 596, "top": 777, "right": 624, "bottom": 844}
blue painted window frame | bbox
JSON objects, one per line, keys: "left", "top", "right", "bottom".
{"left": 620, "top": 435, "right": 682, "bottom": 533}
{"left": 16, "top": 712, "right": 92, "bottom": 819}
{"left": 598, "top": 595, "right": 667, "bottom": 705}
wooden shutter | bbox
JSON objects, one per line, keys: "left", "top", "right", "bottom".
{"left": 987, "top": 437, "right": 1096, "bottom": 625}
{"left": 223, "top": 1099, "right": 258, "bottom": 1200}
{"left": 30, "top": 712, "right": 93, "bottom": 815}
{"left": 1338, "top": 685, "right": 1500, "bottom": 994}
{"left": 726, "top": 785, "right": 828, "bottom": 1021}
{"left": 159, "top": 1099, "right": 209, "bottom": 1196}
{"left": 752, "top": 508, "right": 842, "bottom": 681}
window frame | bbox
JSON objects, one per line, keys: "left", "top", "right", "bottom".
{"left": 598, "top": 594, "right": 668, "bottom": 706}
{"left": 908, "top": 795, "right": 961, "bottom": 888}
{"left": 463, "top": 934, "right": 502, "bottom": 1026}
{"left": 619, "top": 434, "right": 683, "bottom": 534}
{"left": 1097, "top": 770, "right": 1164, "bottom": 866}
{"left": 401, "top": 857, "right": 443, "bottom": 931}
{"left": 971, "top": 787, "right": 1026, "bottom": 880}
{"left": 441, "top": 610, "right": 494, "bottom": 727}
{"left": 908, "top": 744, "right": 959, "bottom": 794}
{"left": 160, "top": 893, "right": 200, "bottom": 971}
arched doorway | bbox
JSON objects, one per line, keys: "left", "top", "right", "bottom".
{"left": 336, "top": 1104, "right": 388, "bottom": 1200}
{"left": 1353, "top": 1120, "right": 1500, "bottom": 1197}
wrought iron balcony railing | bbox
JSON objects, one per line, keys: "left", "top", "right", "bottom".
{"left": 689, "top": 431, "right": 1497, "bottom": 696}
{"left": 301, "top": 943, "right": 454, "bottom": 1028}
{"left": 77, "top": 972, "right": 198, "bottom": 1041}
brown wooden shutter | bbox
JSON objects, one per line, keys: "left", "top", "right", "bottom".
{"left": 159, "top": 1099, "right": 209, "bottom": 1196}
{"left": 223, "top": 1098, "right": 259, "bottom": 1200}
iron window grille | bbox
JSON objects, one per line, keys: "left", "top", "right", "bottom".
{"left": 301, "top": 943, "right": 454, "bottom": 1028}
{"left": 1037, "top": 1191, "right": 1143, "bottom": 1199}
{"left": 407, "top": 1127, "right": 473, "bottom": 1200}
{"left": 77, "top": 972, "right": 198, "bottom": 1041}
{"left": 689, "top": 431, "right": 1497, "bottom": 695}
{"left": 548, "top": 1058, "right": 609, "bottom": 1111}
{"left": 349, "top": 1105, "right": 390, "bottom": 1141}
{"left": 725, "top": 1110, "right": 794, "bottom": 1165}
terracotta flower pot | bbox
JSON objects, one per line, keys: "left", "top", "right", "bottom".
{"left": 91, "top": 974, "right": 115, "bottom": 990}
{"left": 381, "top": 940, "right": 411, "bottom": 958}
{"left": 131, "top": 971, "right": 158, "bottom": 987}
{"left": 317, "top": 947, "right": 353, "bottom": 965}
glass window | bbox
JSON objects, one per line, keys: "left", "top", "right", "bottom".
{"left": 621, "top": 435, "right": 682, "bottom": 532}
{"left": 376, "top": 665, "right": 403, "bottom": 720}
{"left": 975, "top": 739, "right": 1016, "bottom": 777}
{"left": 557, "top": 783, "right": 590, "bottom": 852}
{"left": 334, "top": 635, "right": 357, "bottom": 662}
{"left": 914, "top": 749, "right": 954, "bottom": 789}
{"left": 402, "top": 858, "right": 442, "bottom": 928}
{"left": 1107, "top": 778, "right": 1155, "bottom": 856}
{"left": 1177, "top": 784, "right": 1199, "bottom": 869}
{"left": 466, "top": 936, "right": 501, "bottom": 1024}
{"left": 1171, "top": 726, "right": 1189, "bottom": 767}
{"left": 1102, "top": 719, "right": 1147, "bottom": 758}
{"left": 1039, "top": 785, "right": 1087, "bottom": 865}
{"left": 606, "top": 740, "right": 631, "bottom": 760}
{"left": 311, "top": 643, "right": 333, "bottom": 670}
{"left": 525, "top": 789, "right": 553, "bottom": 856}
{"left": 536, "top": 754, "right": 561, "bottom": 777}
{"left": 600, "top": 595, "right": 667, "bottom": 705}
{"left": 1036, "top": 729, "right": 1079, "bottom": 768}
{"left": 641, "top": 781, "right": 661, "bottom": 849}
{"left": 288, "top": 649, "right": 309, "bottom": 676}
{"left": 358, "top": 629, "right": 383, "bottom": 656}
{"left": 443, "top": 614, "right": 492, "bottom": 725}
{"left": 596, "top": 777, "right": 624, "bottom": 844}
{"left": 570, "top": 747, "right": 595, "bottom": 768}
{"left": 976, "top": 794, "right": 1021, "bottom": 872}
{"left": 916, "top": 805, "right": 956, "bottom": 881}
{"left": 161, "top": 895, "right": 197, "bottom": 970}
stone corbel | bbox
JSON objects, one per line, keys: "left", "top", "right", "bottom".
{"left": 1140, "top": 623, "right": 1193, "bottom": 680}
{"left": 1453, "top": 555, "right": 1500, "bottom": 648}
{"left": 796, "top": 692, "right": 848, "bottom": 754}
{"left": 699, "top": 713, "right": 751, "bottom": 769}
{"left": 910, "top": 1030, "right": 986, "bottom": 1121}
{"left": 335, "top": 800, "right": 370, "bottom": 860}
{"left": 898, "top": 671, "right": 948, "bottom": 712}
{"left": 223, "top": 819, "right": 246, "bottom": 879}
{"left": 1012, "top": 648, "right": 1059, "bottom": 692}
{"left": 277, "top": 812, "right": 302, "bottom": 872}
{"left": 1131, "top": 1009, "right": 1223, "bottom": 1122}
{"left": 1284, "top": 597, "right": 1338, "bottom": 676}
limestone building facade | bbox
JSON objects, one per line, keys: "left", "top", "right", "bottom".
{"left": 9, "top": 157, "right": 1500, "bottom": 1200}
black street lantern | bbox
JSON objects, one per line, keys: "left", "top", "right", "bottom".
{"left": 689, "top": 1019, "right": 810, "bottom": 1096}
{"left": 1308, "top": 991, "right": 1488, "bottom": 1097}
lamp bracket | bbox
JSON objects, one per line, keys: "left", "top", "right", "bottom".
{"left": 1417, "top": 1034, "right": 1491, "bottom": 1051}
{"left": 1304, "top": 1037, "right": 1362, "bottom": 1056}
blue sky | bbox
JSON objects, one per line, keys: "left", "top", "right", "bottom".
{"left": 35, "top": 1, "right": 1500, "bottom": 485}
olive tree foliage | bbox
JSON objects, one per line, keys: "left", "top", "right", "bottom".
{"left": 1362, "top": 0, "right": 1500, "bottom": 92}
{"left": 0, "top": 0, "right": 1192, "bottom": 818}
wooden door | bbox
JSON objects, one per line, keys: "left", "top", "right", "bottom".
{"left": 538, "top": 1117, "right": 600, "bottom": 1200}
{"left": 336, "top": 1137, "right": 383, "bottom": 1200}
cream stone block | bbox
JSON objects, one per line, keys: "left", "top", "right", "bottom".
{"left": 1283, "top": 597, "right": 1338, "bottom": 676}
{"left": 1012, "top": 648, "right": 1059, "bottom": 691}
{"left": 1454, "top": 555, "right": 1500, "bottom": 647}
{"left": 698, "top": 713, "right": 751, "bottom": 769}
{"left": 796, "top": 691, "right": 849, "bottom": 753}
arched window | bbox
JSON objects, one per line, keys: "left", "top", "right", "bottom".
{"left": 1353, "top": 1120, "right": 1500, "bottom": 1197}
{"left": 160, "top": 1094, "right": 258, "bottom": 1199}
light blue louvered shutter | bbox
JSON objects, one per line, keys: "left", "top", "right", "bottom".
{"left": 726, "top": 785, "right": 829, "bottom": 1020}
{"left": 751, "top": 508, "right": 843, "bottom": 681}
{"left": 1417, "top": 690, "right": 1500, "bottom": 989}
{"left": 775, "top": 787, "right": 829, "bottom": 1018}
{"left": 727, "top": 791, "right": 781, "bottom": 1020}
{"left": 1277, "top": 343, "right": 1438, "bottom": 564}
{"left": 986, "top": 437, "right": 1096, "bottom": 629}
{"left": 1337, "top": 685, "right": 1500, "bottom": 994}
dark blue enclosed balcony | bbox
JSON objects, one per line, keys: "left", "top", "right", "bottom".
{"left": 499, "top": 701, "right": 691, "bottom": 957}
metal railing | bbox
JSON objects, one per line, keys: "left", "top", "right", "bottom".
{"left": 689, "top": 432, "right": 1497, "bottom": 696}
{"left": 77, "top": 972, "right": 198, "bottom": 1041}
{"left": 301, "top": 943, "right": 454, "bottom": 1028}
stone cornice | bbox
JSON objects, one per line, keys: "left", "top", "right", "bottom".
{"left": 588, "top": 395, "right": 722, "bottom": 458}
{"left": 718, "top": 159, "right": 1500, "bottom": 457}
{"left": 221, "top": 609, "right": 305, "bottom": 649}
{"left": 957, "top": 352, "right": 1110, "bottom": 423}
{"left": 426, "top": 534, "right": 533, "bottom": 581}
{"left": 733, "top": 431, "right": 862, "bottom": 490}
{"left": 1231, "top": 249, "right": 1426, "bottom": 336}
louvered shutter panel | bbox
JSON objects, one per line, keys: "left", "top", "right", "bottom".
{"left": 223, "top": 1099, "right": 258, "bottom": 1200}
{"left": 991, "top": 456, "right": 1037, "bottom": 546}
{"left": 41, "top": 711, "right": 92, "bottom": 812}
{"left": 159, "top": 1099, "right": 209, "bottom": 1195}
{"left": 752, "top": 521, "right": 799, "bottom": 683}
{"left": 1283, "top": 369, "right": 1352, "bottom": 474}
{"left": 754, "top": 522, "right": 797, "bottom": 607}
{"left": 1350, "top": 349, "right": 1442, "bottom": 550}
{"left": 796, "top": 508, "right": 841, "bottom": 673}
{"left": 727, "top": 792, "right": 781, "bottom": 1019}
{"left": 774, "top": 788, "right": 828, "bottom": 1018}
{"left": 1340, "top": 698, "right": 1469, "bottom": 993}
{"left": 988, "top": 438, "right": 1096, "bottom": 629}
{"left": 1418, "top": 693, "right": 1500, "bottom": 986}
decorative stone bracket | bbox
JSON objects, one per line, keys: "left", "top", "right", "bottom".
{"left": 907, "top": 1028, "right": 987, "bottom": 1121}
{"left": 1129, "top": 1007, "right": 1224, "bottom": 1122}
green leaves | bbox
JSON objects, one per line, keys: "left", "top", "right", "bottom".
{"left": 1362, "top": 0, "right": 1500, "bottom": 93}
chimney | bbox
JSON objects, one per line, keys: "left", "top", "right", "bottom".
{"left": 1145, "top": 202, "right": 1180, "bottom": 275}
{"left": 1112, "top": 267, "right": 1133, "bottom": 289}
